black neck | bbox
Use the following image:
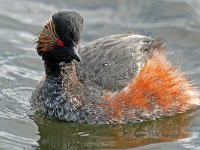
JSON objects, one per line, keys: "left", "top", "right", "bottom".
{"left": 44, "top": 61, "right": 63, "bottom": 77}
{"left": 44, "top": 60, "right": 76, "bottom": 78}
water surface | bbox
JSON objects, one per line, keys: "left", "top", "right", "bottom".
{"left": 0, "top": 0, "right": 200, "bottom": 149}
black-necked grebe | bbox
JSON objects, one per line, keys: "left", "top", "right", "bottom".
{"left": 31, "top": 11, "right": 200, "bottom": 124}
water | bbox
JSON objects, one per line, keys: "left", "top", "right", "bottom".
{"left": 0, "top": 0, "right": 200, "bottom": 149}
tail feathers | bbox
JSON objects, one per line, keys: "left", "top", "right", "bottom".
{"left": 105, "top": 50, "right": 199, "bottom": 121}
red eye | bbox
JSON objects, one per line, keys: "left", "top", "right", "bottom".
{"left": 57, "top": 40, "right": 64, "bottom": 47}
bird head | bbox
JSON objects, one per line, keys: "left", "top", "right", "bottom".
{"left": 36, "top": 11, "right": 83, "bottom": 63}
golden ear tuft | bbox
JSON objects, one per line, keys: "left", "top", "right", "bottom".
{"left": 36, "top": 18, "right": 59, "bottom": 55}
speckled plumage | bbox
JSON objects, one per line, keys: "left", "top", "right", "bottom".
{"left": 31, "top": 62, "right": 108, "bottom": 124}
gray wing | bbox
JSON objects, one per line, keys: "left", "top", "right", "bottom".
{"left": 77, "top": 34, "right": 161, "bottom": 92}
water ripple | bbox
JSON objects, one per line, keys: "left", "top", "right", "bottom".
{"left": 0, "top": 0, "right": 58, "bottom": 26}
{"left": 0, "top": 131, "right": 38, "bottom": 150}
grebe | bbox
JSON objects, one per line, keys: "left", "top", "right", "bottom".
{"left": 31, "top": 11, "right": 200, "bottom": 124}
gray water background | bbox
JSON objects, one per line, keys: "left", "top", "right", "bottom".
{"left": 0, "top": 0, "right": 200, "bottom": 149}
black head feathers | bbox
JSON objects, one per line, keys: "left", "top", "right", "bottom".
{"left": 52, "top": 11, "right": 83, "bottom": 47}
{"left": 36, "top": 11, "right": 83, "bottom": 63}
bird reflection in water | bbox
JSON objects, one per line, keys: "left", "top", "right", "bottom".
{"left": 32, "top": 111, "right": 197, "bottom": 149}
